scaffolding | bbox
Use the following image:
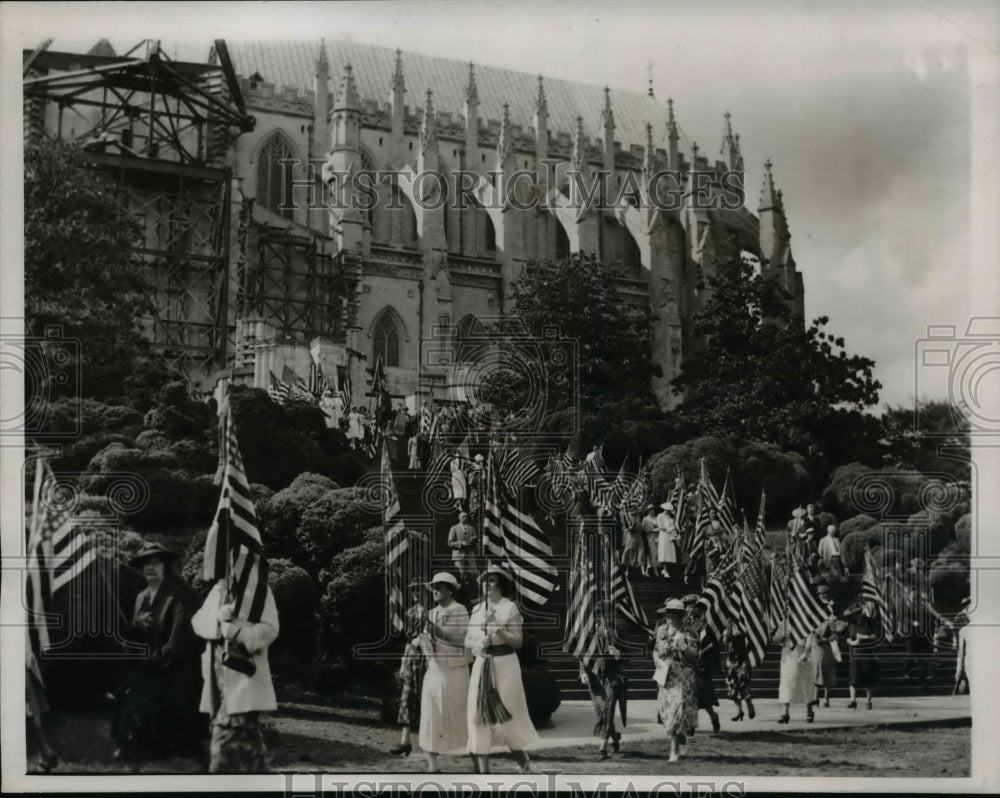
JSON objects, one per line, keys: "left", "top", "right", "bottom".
{"left": 23, "top": 39, "right": 255, "bottom": 378}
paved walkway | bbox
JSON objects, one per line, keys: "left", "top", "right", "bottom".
{"left": 533, "top": 695, "right": 971, "bottom": 749}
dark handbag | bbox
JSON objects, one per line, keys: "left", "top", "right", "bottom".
{"left": 221, "top": 638, "right": 256, "bottom": 676}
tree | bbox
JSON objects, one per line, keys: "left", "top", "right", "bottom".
{"left": 481, "top": 254, "right": 663, "bottom": 420}
{"left": 879, "top": 400, "right": 971, "bottom": 480}
{"left": 25, "top": 139, "right": 154, "bottom": 399}
{"left": 672, "top": 254, "right": 882, "bottom": 472}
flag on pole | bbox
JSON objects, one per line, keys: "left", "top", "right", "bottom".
{"left": 717, "top": 468, "right": 739, "bottom": 538}
{"left": 339, "top": 362, "right": 353, "bottom": 410}
{"left": 268, "top": 369, "right": 289, "bottom": 404}
{"left": 609, "top": 553, "right": 651, "bottom": 634}
{"left": 204, "top": 402, "right": 269, "bottom": 622}
{"left": 863, "top": 546, "right": 892, "bottom": 636}
{"left": 667, "top": 468, "right": 687, "bottom": 533}
{"left": 564, "top": 535, "right": 599, "bottom": 672}
{"left": 494, "top": 443, "right": 541, "bottom": 493}
{"left": 26, "top": 458, "right": 56, "bottom": 657}
{"left": 282, "top": 364, "right": 310, "bottom": 400}
{"left": 483, "top": 451, "right": 558, "bottom": 610}
{"left": 696, "top": 548, "right": 740, "bottom": 654}
{"left": 380, "top": 440, "right": 410, "bottom": 634}
{"left": 768, "top": 555, "right": 788, "bottom": 633}
{"left": 737, "top": 546, "right": 770, "bottom": 667}
{"left": 786, "top": 565, "right": 828, "bottom": 647}
{"left": 371, "top": 356, "right": 393, "bottom": 429}
{"left": 618, "top": 470, "right": 648, "bottom": 531}
{"left": 31, "top": 460, "right": 98, "bottom": 595}
{"left": 309, "top": 359, "right": 327, "bottom": 397}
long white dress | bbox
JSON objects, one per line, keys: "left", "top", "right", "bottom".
{"left": 418, "top": 601, "right": 471, "bottom": 755}
{"left": 465, "top": 597, "right": 540, "bottom": 754}
{"left": 775, "top": 621, "right": 816, "bottom": 705}
{"left": 656, "top": 512, "right": 679, "bottom": 565}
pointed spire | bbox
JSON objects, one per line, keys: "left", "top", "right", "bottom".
{"left": 759, "top": 158, "right": 778, "bottom": 211}
{"left": 572, "top": 115, "right": 587, "bottom": 170}
{"left": 667, "top": 97, "right": 678, "bottom": 168}
{"left": 315, "top": 39, "right": 329, "bottom": 76}
{"left": 667, "top": 97, "right": 676, "bottom": 129}
{"left": 498, "top": 102, "right": 513, "bottom": 164}
{"left": 721, "top": 110, "right": 743, "bottom": 170}
{"left": 646, "top": 61, "right": 655, "bottom": 98}
{"left": 643, "top": 122, "right": 655, "bottom": 177}
{"left": 535, "top": 74, "right": 547, "bottom": 114}
{"left": 465, "top": 61, "right": 478, "bottom": 103}
{"left": 602, "top": 87, "right": 614, "bottom": 128}
{"left": 691, "top": 141, "right": 700, "bottom": 162}
{"left": 391, "top": 47, "right": 405, "bottom": 94}
{"left": 421, "top": 88, "right": 437, "bottom": 148}
{"left": 335, "top": 62, "right": 360, "bottom": 110}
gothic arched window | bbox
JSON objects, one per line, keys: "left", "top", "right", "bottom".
{"left": 373, "top": 311, "right": 401, "bottom": 368}
{"left": 256, "top": 133, "right": 296, "bottom": 221}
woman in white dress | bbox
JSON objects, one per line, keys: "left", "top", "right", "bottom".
{"left": 465, "top": 564, "right": 539, "bottom": 774}
{"left": 656, "top": 502, "right": 680, "bottom": 578}
{"left": 773, "top": 618, "right": 816, "bottom": 723}
{"left": 347, "top": 408, "right": 363, "bottom": 449}
{"left": 417, "top": 573, "right": 471, "bottom": 773}
{"left": 450, "top": 453, "right": 468, "bottom": 512}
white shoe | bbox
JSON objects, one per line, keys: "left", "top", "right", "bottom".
{"left": 669, "top": 753, "right": 680, "bottom": 763}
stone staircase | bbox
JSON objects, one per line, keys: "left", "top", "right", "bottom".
{"left": 392, "top": 469, "right": 958, "bottom": 704}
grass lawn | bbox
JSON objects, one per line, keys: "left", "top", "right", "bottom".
{"left": 27, "top": 690, "right": 970, "bottom": 778}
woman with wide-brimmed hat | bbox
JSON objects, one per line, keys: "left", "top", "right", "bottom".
{"left": 844, "top": 601, "right": 882, "bottom": 709}
{"left": 656, "top": 502, "right": 680, "bottom": 578}
{"left": 652, "top": 597, "right": 699, "bottom": 762}
{"left": 112, "top": 542, "right": 202, "bottom": 767}
{"left": 620, "top": 507, "right": 653, "bottom": 576}
{"left": 579, "top": 603, "right": 628, "bottom": 759}
{"left": 418, "top": 572, "right": 471, "bottom": 773}
{"left": 465, "top": 563, "right": 538, "bottom": 773}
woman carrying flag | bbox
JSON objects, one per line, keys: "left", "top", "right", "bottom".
{"left": 465, "top": 564, "right": 538, "bottom": 774}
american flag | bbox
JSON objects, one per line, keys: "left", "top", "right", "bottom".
{"left": 717, "top": 469, "right": 739, "bottom": 538}
{"left": 618, "top": 471, "right": 648, "bottom": 531}
{"left": 268, "top": 369, "right": 289, "bottom": 404}
{"left": 785, "top": 564, "right": 828, "bottom": 647}
{"left": 282, "top": 363, "right": 310, "bottom": 400}
{"left": 582, "top": 446, "right": 613, "bottom": 507}
{"left": 483, "top": 451, "right": 558, "bottom": 610}
{"left": 697, "top": 543, "right": 740, "bottom": 655}
{"left": 609, "top": 551, "right": 651, "bottom": 634}
{"left": 564, "top": 534, "right": 599, "bottom": 671}
{"left": 737, "top": 546, "right": 770, "bottom": 667}
{"left": 685, "top": 459, "right": 719, "bottom": 577}
{"left": 204, "top": 400, "right": 269, "bottom": 622}
{"left": 370, "top": 355, "right": 393, "bottom": 430}
{"left": 748, "top": 491, "right": 767, "bottom": 554}
{"left": 667, "top": 469, "right": 687, "bottom": 533}
{"left": 768, "top": 555, "right": 788, "bottom": 634}
{"left": 380, "top": 440, "right": 410, "bottom": 634}
{"left": 494, "top": 443, "right": 541, "bottom": 493}
{"left": 863, "top": 546, "right": 892, "bottom": 635}
{"left": 339, "top": 362, "right": 353, "bottom": 410}
{"left": 309, "top": 359, "right": 328, "bottom": 397}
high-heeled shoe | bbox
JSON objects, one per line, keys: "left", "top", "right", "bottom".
{"left": 389, "top": 743, "right": 412, "bottom": 757}
{"left": 806, "top": 707, "right": 815, "bottom": 723}
{"left": 847, "top": 700, "right": 857, "bottom": 709}
{"left": 823, "top": 698, "right": 830, "bottom": 708}
{"left": 866, "top": 699, "right": 873, "bottom": 710}
{"left": 777, "top": 714, "right": 790, "bottom": 724}
{"left": 731, "top": 711, "right": 744, "bottom": 722}
{"left": 748, "top": 704, "right": 756, "bottom": 720}
{"left": 598, "top": 749, "right": 609, "bottom": 760}
{"left": 610, "top": 731, "right": 621, "bottom": 753}
{"left": 711, "top": 713, "right": 721, "bottom": 733}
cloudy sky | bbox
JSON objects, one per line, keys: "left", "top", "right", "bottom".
{"left": 4, "top": 0, "right": 998, "bottom": 411}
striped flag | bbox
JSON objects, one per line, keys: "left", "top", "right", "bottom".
{"left": 737, "top": 547, "right": 769, "bottom": 667}
{"left": 204, "top": 402, "right": 269, "bottom": 623}
{"left": 749, "top": 491, "right": 766, "bottom": 554}
{"left": 618, "top": 471, "right": 648, "bottom": 531}
{"left": 309, "top": 359, "right": 327, "bottom": 397}
{"left": 32, "top": 460, "right": 98, "bottom": 596}
{"left": 339, "top": 362, "right": 353, "bottom": 410}
{"left": 786, "top": 565, "right": 828, "bottom": 647}
{"left": 684, "top": 460, "right": 718, "bottom": 576}
{"left": 609, "top": 552, "right": 651, "bottom": 634}
{"left": 282, "top": 364, "right": 311, "bottom": 400}
{"left": 667, "top": 469, "right": 687, "bottom": 533}
{"left": 380, "top": 440, "right": 410, "bottom": 634}
{"left": 495, "top": 443, "right": 541, "bottom": 493}
{"left": 697, "top": 548, "right": 740, "bottom": 653}
{"left": 268, "top": 369, "right": 289, "bottom": 404}
{"left": 26, "top": 458, "right": 57, "bottom": 657}
{"left": 768, "top": 556, "right": 788, "bottom": 633}
{"left": 863, "top": 546, "right": 891, "bottom": 635}
{"left": 483, "top": 451, "right": 558, "bottom": 610}
{"left": 717, "top": 469, "right": 739, "bottom": 538}
{"left": 564, "top": 535, "right": 599, "bottom": 671}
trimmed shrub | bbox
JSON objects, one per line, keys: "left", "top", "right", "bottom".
{"left": 820, "top": 463, "right": 873, "bottom": 519}
{"left": 268, "top": 558, "right": 321, "bottom": 668}
{"left": 840, "top": 524, "right": 886, "bottom": 573}
{"left": 318, "top": 538, "right": 386, "bottom": 660}
{"left": 840, "top": 514, "right": 878, "bottom": 538}
{"left": 522, "top": 668, "right": 561, "bottom": 726}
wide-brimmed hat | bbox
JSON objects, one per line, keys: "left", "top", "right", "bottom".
{"left": 657, "top": 597, "right": 687, "bottom": 615}
{"left": 660, "top": 501, "right": 674, "bottom": 512}
{"left": 129, "top": 542, "right": 179, "bottom": 569}
{"left": 681, "top": 593, "right": 699, "bottom": 606}
{"left": 427, "top": 572, "right": 460, "bottom": 591}
{"left": 479, "top": 563, "right": 514, "bottom": 585}
{"left": 791, "top": 507, "right": 806, "bottom": 519}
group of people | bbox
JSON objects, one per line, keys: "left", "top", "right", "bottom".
{"left": 31, "top": 542, "right": 283, "bottom": 773}
{"left": 621, "top": 502, "right": 684, "bottom": 578}
{"left": 391, "top": 565, "right": 539, "bottom": 774}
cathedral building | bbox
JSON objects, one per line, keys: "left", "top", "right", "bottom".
{"left": 23, "top": 38, "right": 804, "bottom": 410}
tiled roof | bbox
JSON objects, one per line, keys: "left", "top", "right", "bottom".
{"left": 225, "top": 39, "right": 678, "bottom": 154}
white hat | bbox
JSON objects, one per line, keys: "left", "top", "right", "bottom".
{"left": 660, "top": 501, "right": 674, "bottom": 512}
{"left": 427, "top": 572, "right": 460, "bottom": 590}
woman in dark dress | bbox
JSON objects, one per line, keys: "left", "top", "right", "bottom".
{"left": 390, "top": 580, "right": 428, "bottom": 756}
{"left": 723, "top": 623, "right": 755, "bottom": 721}
{"left": 846, "top": 603, "right": 881, "bottom": 709}
{"left": 580, "top": 611, "right": 627, "bottom": 759}
{"left": 684, "top": 595, "right": 721, "bottom": 733}
{"left": 112, "top": 543, "right": 202, "bottom": 766}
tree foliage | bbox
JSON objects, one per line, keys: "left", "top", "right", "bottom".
{"left": 671, "top": 255, "right": 882, "bottom": 470}
{"left": 482, "top": 254, "right": 663, "bottom": 419}
{"left": 25, "top": 139, "right": 154, "bottom": 399}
